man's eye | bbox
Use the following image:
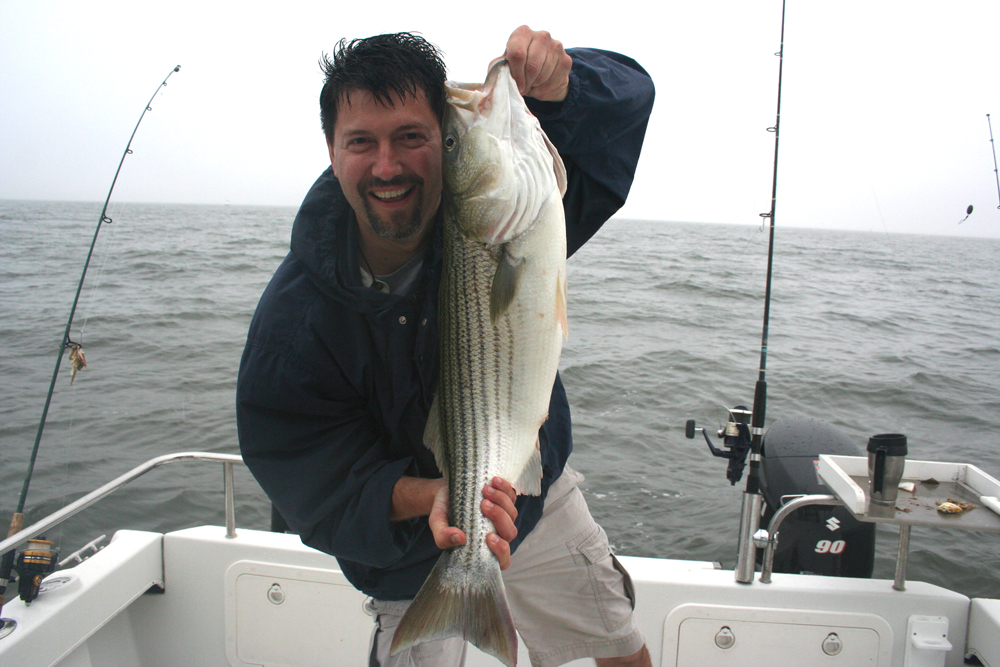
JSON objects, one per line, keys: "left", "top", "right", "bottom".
{"left": 346, "top": 137, "right": 372, "bottom": 150}
{"left": 399, "top": 133, "right": 426, "bottom": 146}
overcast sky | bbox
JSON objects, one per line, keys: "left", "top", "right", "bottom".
{"left": 2, "top": 1, "right": 999, "bottom": 237}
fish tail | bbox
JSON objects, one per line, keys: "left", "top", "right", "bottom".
{"left": 390, "top": 551, "right": 518, "bottom": 666}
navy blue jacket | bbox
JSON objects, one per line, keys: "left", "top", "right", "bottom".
{"left": 237, "top": 48, "right": 654, "bottom": 601}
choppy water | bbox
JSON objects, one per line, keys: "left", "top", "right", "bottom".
{"left": 2, "top": 200, "right": 998, "bottom": 599}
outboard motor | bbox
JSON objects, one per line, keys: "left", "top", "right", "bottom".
{"left": 687, "top": 411, "right": 875, "bottom": 578}
{"left": 757, "top": 418, "right": 875, "bottom": 577}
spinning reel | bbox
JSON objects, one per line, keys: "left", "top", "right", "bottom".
{"left": 685, "top": 405, "right": 754, "bottom": 486}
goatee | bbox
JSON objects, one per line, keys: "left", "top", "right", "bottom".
{"left": 359, "top": 175, "right": 424, "bottom": 241}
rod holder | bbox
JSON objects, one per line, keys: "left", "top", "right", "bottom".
{"left": 224, "top": 461, "right": 237, "bottom": 539}
{"left": 893, "top": 524, "right": 911, "bottom": 591}
{"left": 734, "top": 491, "right": 764, "bottom": 583}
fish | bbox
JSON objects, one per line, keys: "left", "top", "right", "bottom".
{"left": 389, "top": 60, "right": 568, "bottom": 666}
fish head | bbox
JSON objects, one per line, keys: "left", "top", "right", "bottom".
{"left": 442, "top": 77, "right": 507, "bottom": 222}
{"left": 443, "top": 61, "right": 566, "bottom": 245}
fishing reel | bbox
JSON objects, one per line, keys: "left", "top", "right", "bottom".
{"left": 685, "top": 405, "right": 754, "bottom": 485}
{"left": 14, "top": 538, "right": 59, "bottom": 604}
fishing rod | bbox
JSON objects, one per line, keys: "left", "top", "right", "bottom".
{"left": 683, "top": 0, "right": 787, "bottom": 582}
{"left": 989, "top": 114, "right": 1000, "bottom": 209}
{"left": 0, "top": 65, "right": 181, "bottom": 606}
{"left": 731, "top": 0, "right": 787, "bottom": 584}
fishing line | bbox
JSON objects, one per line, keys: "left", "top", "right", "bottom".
{"left": 988, "top": 114, "right": 1000, "bottom": 210}
{"left": 866, "top": 185, "right": 906, "bottom": 264}
{"left": 685, "top": 190, "right": 771, "bottom": 359}
{"left": 0, "top": 65, "right": 181, "bottom": 606}
{"left": 79, "top": 202, "right": 126, "bottom": 340}
{"left": 687, "top": 222, "right": 768, "bottom": 410}
{"left": 54, "top": 204, "right": 127, "bottom": 551}
{"left": 869, "top": 186, "right": 891, "bottom": 238}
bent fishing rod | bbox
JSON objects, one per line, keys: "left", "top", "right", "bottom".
{"left": 0, "top": 65, "right": 181, "bottom": 606}
{"left": 732, "top": 0, "right": 787, "bottom": 584}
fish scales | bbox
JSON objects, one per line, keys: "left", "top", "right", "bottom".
{"left": 441, "top": 229, "right": 518, "bottom": 569}
{"left": 391, "top": 60, "right": 568, "bottom": 667}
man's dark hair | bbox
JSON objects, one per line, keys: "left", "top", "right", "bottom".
{"left": 319, "top": 32, "right": 447, "bottom": 142}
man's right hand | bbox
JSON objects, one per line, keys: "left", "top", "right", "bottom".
{"left": 395, "top": 475, "right": 519, "bottom": 570}
{"left": 497, "top": 25, "right": 573, "bottom": 102}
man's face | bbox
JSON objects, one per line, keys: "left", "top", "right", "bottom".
{"left": 328, "top": 88, "right": 442, "bottom": 244}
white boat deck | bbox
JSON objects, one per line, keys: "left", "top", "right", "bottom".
{"left": 2, "top": 523, "right": 997, "bottom": 667}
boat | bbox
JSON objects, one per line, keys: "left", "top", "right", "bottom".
{"left": 1, "top": 443, "right": 998, "bottom": 666}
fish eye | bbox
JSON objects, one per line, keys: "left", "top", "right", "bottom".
{"left": 444, "top": 135, "right": 457, "bottom": 151}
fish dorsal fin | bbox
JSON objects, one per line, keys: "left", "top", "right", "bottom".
{"left": 490, "top": 247, "right": 524, "bottom": 324}
{"left": 422, "top": 393, "right": 449, "bottom": 481}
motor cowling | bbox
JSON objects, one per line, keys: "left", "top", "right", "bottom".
{"left": 758, "top": 418, "right": 875, "bottom": 578}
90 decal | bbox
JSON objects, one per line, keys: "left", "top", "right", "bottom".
{"left": 814, "top": 540, "right": 846, "bottom": 554}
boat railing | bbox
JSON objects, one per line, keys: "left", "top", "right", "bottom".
{"left": 758, "top": 493, "right": 841, "bottom": 584}
{"left": 0, "top": 452, "right": 245, "bottom": 559}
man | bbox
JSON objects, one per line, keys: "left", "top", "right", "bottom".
{"left": 237, "top": 26, "right": 655, "bottom": 666}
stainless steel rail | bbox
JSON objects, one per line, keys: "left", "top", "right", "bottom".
{"left": 759, "top": 493, "right": 841, "bottom": 583}
{"left": 0, "top": 452, "right": 245, "bottom": 558}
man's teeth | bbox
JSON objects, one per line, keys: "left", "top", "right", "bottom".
{"left": 372, "top": 187, "right": 411, "bottom": 201}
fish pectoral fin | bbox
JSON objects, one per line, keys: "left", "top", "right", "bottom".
{"left": 422, "top": 393, "right": 449, "bottom": 480}
{"left": 490, "top": 248, "right": 525, "bottom": 324}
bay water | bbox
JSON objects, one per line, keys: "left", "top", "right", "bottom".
{"left": 1, "top": 200, "right": 998, "bottom": 599}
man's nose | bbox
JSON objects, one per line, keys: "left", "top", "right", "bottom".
{"left": 372, "top": 143, "right": 403, "bottom": 181}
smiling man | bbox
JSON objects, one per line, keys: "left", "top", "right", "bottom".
{"left": 329, "top": 86, "right": 442, "bottom": 267}
{"left": 237, "top": 28, "right": 655, "bottom": 667}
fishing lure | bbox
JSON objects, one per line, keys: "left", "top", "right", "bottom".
{"left": 68, "top": 343, "right": 87, "bottom": 385}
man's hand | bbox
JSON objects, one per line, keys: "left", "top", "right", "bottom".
{"left": 496, "top": 25, "right": 573, "bottom": 102}
{"left": 426, "top": 477, "right": 519, "bottom": 570}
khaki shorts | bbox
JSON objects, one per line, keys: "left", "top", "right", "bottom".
{"left": 368, "top": 466, "right": 645, "bottom": 667}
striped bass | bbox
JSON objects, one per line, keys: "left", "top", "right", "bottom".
{"left": 389, "top": 60, "right": 568, "bottom": 666}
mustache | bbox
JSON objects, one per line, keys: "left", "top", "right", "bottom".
{"left": 359, "top": 175, "right": 423, "bottom": 190}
